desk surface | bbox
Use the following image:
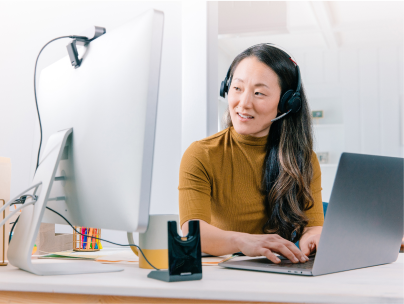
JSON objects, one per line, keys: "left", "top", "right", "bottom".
{"left": 0, "top": 253, "right": 403, "bottom": 304}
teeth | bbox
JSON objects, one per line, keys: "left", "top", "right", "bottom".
{"left": 238, "top": 113, "right": 253, "bottom": 119}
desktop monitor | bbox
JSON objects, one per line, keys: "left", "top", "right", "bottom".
{"left": 7, "top": 9, "right": 164, "bottom": 275}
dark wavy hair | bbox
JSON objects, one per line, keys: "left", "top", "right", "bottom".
{"left": 223, "top": 44, "right": 314, "bottom": 243}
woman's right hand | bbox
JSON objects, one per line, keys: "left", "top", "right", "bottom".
{"left": 183, "top": 219, "right": 309, "bottom": 263}
{"left": 234, "top": 232, "right": 309, "bottom": 264}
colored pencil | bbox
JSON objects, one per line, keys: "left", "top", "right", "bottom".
{"left": 83, "top": 228, "right": 87, "bottom": 249}
{"left": 92, "top": 229, "right": 96, "bottom": 249}
{"left": 81, "top": 227, "right": 85, "bottom": 249}
{"left": 86, "top": 228, "right": 93, "bottom": 250}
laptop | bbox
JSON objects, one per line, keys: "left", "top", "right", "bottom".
{"left": 219, "top": 153, "right": 403, "bottom": 276}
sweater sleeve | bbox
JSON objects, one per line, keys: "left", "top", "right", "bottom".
{"left": 178, "top": 142, "right": 212, "bottom": 228}
{"left": 305, "top": 152, "right": 325, "bottom": 227}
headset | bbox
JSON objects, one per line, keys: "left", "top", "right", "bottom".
{"left": 219, "top": 44, "right": 302, "bottom": 122}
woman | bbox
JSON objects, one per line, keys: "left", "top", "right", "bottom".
{"left": 179, "top": 44, "right": 323, "bottom": 264}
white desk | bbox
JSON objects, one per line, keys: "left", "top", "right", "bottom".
{"left": 0, "top": 254, "right": 402, "bottom": 304}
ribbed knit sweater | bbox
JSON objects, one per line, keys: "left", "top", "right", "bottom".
{"left": 178, "top": 126, "right": 324, "bottom": 234}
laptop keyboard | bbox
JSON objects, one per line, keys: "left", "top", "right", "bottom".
{"left": 249, "top": 257, "right": 315, "bottom": 269}
{"left": 272, "top": 259, "right": 314, "bottom": 269}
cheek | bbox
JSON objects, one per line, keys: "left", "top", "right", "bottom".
{"left": 256, "top": 102, "right": 278, "bottom": 117}
{"left": 227, "top": 94, "right": 238, "bottom": 109}
{"left": 227, "top": 97, "right": 239, "bottom": 118}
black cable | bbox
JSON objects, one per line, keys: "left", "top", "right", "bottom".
{"left": 8, "top": 196, "right": 26, "bottom": 244}
{"left": 8, "top": 199, "right": 159, "bottom": 270}
{"left": 9, "top": 215, "right": 19, "bottom": 244}
{"left": 33, "top": 35, "right": 84, "bottom": 172}
{"left": 44, "top": 206, "right": 159, "bottom": 270}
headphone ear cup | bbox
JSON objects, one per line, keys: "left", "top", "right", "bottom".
{"left": 288, "top": 95, "right": 302, "bottom": 113}
{"left": 220, "top": 80, "right": 227, "bottom": 98}
{"left": 279, "top": 90, "right": 294, "bottom": 113}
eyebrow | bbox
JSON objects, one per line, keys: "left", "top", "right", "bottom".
{"left": 233, "top": 78, "right": 269, "bottom": 88}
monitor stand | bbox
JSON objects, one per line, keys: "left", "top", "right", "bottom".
{"left": 7, "top": 128, "right": 123, "bottom": 275}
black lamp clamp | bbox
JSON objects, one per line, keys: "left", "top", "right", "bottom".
{"left": 148, "top": 220, "right": 202, "bottom": 282}
{"left": 66, "top": 26, "right": 106, "bottom": 69}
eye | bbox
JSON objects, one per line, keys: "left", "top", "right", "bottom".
{"left": 255, "top": 91, "right": 264, "bottom": 96}
{"left": 233, "top": 86, "right": 241, "bottom": 91}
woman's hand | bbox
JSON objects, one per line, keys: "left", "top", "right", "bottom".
{"left": 184, "top": 219, "right": 312, "bottom": 263}
{"left": 299, "top": 226, "right": 323, "bottom": 256}
{"left": 233, "top": 232, "right": 309, "bottom": 264}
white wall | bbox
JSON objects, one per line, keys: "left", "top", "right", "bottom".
{"left": 217, "top": 46, "right": 232, "bottom": 130}
{"left": 0, "top": 1, "right": 182, "bottom": 247}
{"left": 291, "top": 45, "right": 403, "bottom": 202}
{"left": 182, "top": 1, "right": 218, "bottom": 154}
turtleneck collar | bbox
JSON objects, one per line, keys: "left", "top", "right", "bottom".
{"left": 230, "top": 126, "right": 268, "bottom": 146}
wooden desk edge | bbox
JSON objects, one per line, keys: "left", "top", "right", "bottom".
{"left": 0, "top": 291, "right": 295, "bottom": 304}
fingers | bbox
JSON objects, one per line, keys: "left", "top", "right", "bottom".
{"left": 285, "top": 242, "right": 309, "bottom": 262}
{"left": 309, "top": 243, "right": 315, "bottom": 252}
{"left": 309, "top": 239, "right": 319, "bottom": 254}
{"left": 238, "top": 233, "right": 312, "bottom": 264}
{"left": 271, "top": 243, "right": 306, "bottom": 263}
{"left": 299, "top": 239, "right": 311, "bottom": 257}
{"left": 265, "top": 237, "right": 308, "bottom": 263}
{"left": 301, "top": 235, "right": 320, "bottom": 256}
{"left": 259, "top": 248, "right": 281, "bottom": 264}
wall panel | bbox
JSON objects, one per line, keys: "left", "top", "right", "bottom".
{"left": 340, "top": 49, "right": 361, "bottom": 153}
{"left": 306, "top": 45, "right": 402, "bottom": 199}
{"left": 379, "top": 46, "right": 400, "bottom": 157}
{"left": 359, "top": 48, "right": 380, "bottom": 155}
{"left": 305, "top": 50, "right": 325, "bottom": 84}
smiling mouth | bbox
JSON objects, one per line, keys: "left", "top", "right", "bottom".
{"left": 237, "top": 112, "right": 254, "bottom": 119}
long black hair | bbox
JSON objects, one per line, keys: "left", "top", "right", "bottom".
{"left": 223, "top": 44, "right": 314, "bottom": 243}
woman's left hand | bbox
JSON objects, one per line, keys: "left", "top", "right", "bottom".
{"left": 299, "top": 226, "right": 323, "bottom": 256}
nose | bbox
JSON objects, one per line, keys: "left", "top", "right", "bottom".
{"left": 237, "top": 90, "right": 253, "bottom": 110}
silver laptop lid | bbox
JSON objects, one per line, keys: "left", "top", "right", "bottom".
{"left": 312, "top": 153, "right": 403, "bottom": 276}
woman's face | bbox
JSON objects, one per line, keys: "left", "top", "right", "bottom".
{"left": 228, "top": 56, "right": 281, "bottom": 137}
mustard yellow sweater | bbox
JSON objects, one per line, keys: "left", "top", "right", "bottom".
{"left": 179, "top": 127, "right": 324, "bottom": 234}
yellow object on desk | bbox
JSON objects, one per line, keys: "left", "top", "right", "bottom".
{"left": 137, "top": 248, "right": 168, "bottom": 269}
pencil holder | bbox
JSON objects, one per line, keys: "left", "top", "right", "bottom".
{"left": 73, "top": 226, "right": 102, "bottom": 251}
